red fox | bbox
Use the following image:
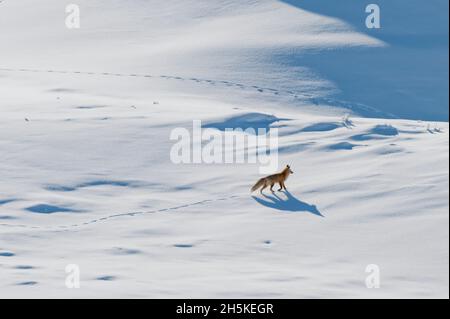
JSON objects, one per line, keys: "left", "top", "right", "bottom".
{"left": 251, "top": 165, "right": 294, "bottom": 193}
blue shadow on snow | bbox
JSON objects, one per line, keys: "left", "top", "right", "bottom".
{"left": 252, "top": 190, "right": 323, "bottom": 217}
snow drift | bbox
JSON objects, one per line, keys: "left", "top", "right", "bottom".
{"left": 0, "top": 0, "right": 448, "bottom": 298}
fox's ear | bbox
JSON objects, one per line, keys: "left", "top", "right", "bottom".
{"left": 286, "top": 165, "right": 290, "bottom": 168}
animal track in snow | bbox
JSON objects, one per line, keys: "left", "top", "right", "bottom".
{"left": 0, "top": 195, "right": 241, "bottom": 232}
{"left": 0, "top": 67, "right": 391, "bottom": 118}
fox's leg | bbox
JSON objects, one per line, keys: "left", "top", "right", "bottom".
{"left": 282, "top": 181, "right": 287, "bottom": 190}
{"left": 260, "top": 183, "right": 268, "bottom": 194}
{"left": 278, "top": 182, "right": 283, "bottom": 191}
{"left": 270, "top": 183, "right": 275, "bottom": 192}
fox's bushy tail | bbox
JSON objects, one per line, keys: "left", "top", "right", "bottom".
{"left": 251, "top": 178, "right": 265, "bottom": 192}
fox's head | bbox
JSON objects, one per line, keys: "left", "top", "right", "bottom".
{"left": 286, "top": 165, "right": 294, "bottom": 174}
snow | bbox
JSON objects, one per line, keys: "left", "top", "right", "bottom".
{"left": 0, "top": 0, "right": 448, "bottom": 298}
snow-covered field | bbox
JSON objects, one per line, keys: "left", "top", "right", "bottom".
{"left": 0, "top": 0, "right": 448, "bottom": 298}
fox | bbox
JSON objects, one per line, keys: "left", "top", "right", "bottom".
{"left": 251, "top": 165, "right": 294, "bottom": 193}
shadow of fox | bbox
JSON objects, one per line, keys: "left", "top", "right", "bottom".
{"left": 252, "top": 190, "right": 323, "bottom": 217}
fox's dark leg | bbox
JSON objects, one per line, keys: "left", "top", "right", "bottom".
{"left": 260, "top": 183, "right": 268, "bottom": 194}
{"left": 278, "top": 182, "right": 283, "bottom": 191}
{"left": 282, "top": 181, "right": 287, "bottom": 190}
{"left": 270, "top": 183, "right": 275, "bottom": 192}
